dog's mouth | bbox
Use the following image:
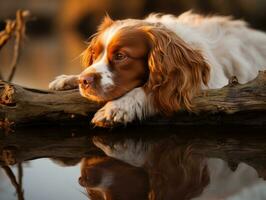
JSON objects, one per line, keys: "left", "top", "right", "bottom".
{"left": 79, "top": 83, "right": 131, "bottom": 102}
{"left": 79, "top": 85, "right": 106, "bottom": 102}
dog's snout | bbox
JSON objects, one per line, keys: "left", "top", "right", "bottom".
{"left": 81, "top": 75, "right": 94, "bottom": 86}
{"left": 79, "top": 73, "right": 100, "bottom": 88}
{"left": 78, "top": 177, "right": 86, "bottom": 187}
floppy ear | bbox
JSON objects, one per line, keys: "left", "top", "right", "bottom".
{"left": 143, "top": 26, "right": 210, "bottom": 114}
{"left": 81, "top": 37, "right": 96, "bottom": 68}
{"left": 81, "top": 15, "right": 114, "bottom": 68}
{"left": 147, "top": 138, "right": 209, "bottom": 200}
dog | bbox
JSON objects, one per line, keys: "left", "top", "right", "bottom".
{"left": 79, "top": 137, "right": 266, "bottom": 200}
{"left": 49, "top": 12, "right": 266, "bottom": 126}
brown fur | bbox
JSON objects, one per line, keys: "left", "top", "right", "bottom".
{"left": 81, "top": 18, "right": 210, "bottom": 112}
{"left": 79, "top": 156, "right": 150, "bottom": 200}
{"left": 81, "top": 15, "right": 114, "bottom": 68}
{"left": 80, "top": 23, "right": 150, "bottom": 101}
{"left": 145, "top": 139, "right": 210, "bottom": 200}
{"left": 142, "top": 25, "right": 210, "bottom": 113}
{"left": 87, "top": 137, "right": 210, "bottom": 200}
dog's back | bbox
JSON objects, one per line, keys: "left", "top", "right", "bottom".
{"left": 146, "top": 12, "right": 266, "bottom": 88}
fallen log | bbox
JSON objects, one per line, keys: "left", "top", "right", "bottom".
{"left": 0, "top": 71, "right": 265, "bottom": 127}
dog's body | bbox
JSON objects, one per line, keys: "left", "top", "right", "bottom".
{"left": 49, "top": 12, "right": 266, "bottom": 126}
{"left": 146, "top": 12, "right": 266, "bottom": 88}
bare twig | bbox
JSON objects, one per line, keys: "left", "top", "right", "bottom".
{"left": 0, "top": 20, "right": 16, "bottom": 80}
{"left": 1, "top": 165, "right": 24, "bottom": 200}
{"left": 0, "top": 10, "right": 30, "bottom": 82}
{"left": 8, "top": 10, "right": 30, "bottom": 82}
{"left": 0, "top": 20, "right": 16, "bottom": 50}
{"left": 17, "top": 163, "right": 23, "bottom": 191}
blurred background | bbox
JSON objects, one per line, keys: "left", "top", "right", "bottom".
{"left": 0, "top": 0, "right": 266, "bottom": 89}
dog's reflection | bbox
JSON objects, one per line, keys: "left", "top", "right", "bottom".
{"left": 79, "top": 156, "right": 149, "bottom": 200}
{"left": 79, "top": 137, "right": 266, "bottom": 200}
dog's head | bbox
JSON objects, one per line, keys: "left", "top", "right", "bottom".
{"left": 79, "top": 15, "right": 210, "bottom": 112}
{"left": 79, "top": 156, "right": 150, "bottom": 200}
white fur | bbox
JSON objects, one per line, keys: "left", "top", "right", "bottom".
{"left": 93, "top": 136, "right": 151, "bottom": 167}
{"left": 81, "top": 24, "right": 122, "bottom": 91}
{"left": 81, "top": 58, "right": 113, "bottom": 90}
{"left": 92, "top": 87, "right": 155, "bottom": 125}
{"left": 102, "top": 23, "right": 122, "bottom": 46}
{"left": 80, "top": 25, "right": 119, "bottom": 91}
{"left": 48, "top": 74, "right": 79, "bottom": 90}
{"left": 193, "top": 158, "right": 266, "bottom": 200}
{"left": 227, "top": 182, "right": 266, "bottom": 200}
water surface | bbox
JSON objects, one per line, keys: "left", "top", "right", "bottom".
{"left": 0, "top": 126, "right": 265, "bottom": 200}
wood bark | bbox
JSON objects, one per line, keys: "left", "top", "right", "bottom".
{"left": 0, "top": 71, "right": 265, "bottom": 127}
{"left": 1, "top": 126, "right": 266, "bottom": 178}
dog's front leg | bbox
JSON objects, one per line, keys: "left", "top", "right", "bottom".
{"left": 92, "top": 137, "right": 151, "bottom": 167}
{"left": 92, "top": 87, "right": 154, "bottom": 127}
{"left": 49, "top": 74, "right": 79, "bottom": 90}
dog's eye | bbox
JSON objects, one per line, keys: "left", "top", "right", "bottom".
{"left": 113, "top": 52, "right": 127, "bottom": 61}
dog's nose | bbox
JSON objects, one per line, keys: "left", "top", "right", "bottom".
{"left": 79, "top": 73, "right": 99, "bottom": 88}
{"left": 78, "top": 177, "right": 86, "bottom": 187}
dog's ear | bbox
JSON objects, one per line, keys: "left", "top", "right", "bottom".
{"left": 81, "top": 37, "right": 97, "bottom": 68}
{"left": 143, "top": 25, "right": 210, "bottom": 113}
{"left": 81, "top": 15, "right": 114, "bottom": 68}
{"left": 98, "top": 14, "right": 114, "bottom": 32}
{"left": 147, "top": 139, "right": 210, "bottom": 200}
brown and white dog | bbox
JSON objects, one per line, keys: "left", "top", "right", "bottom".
{"left": 79, "top": 137, "right": 266, "bottom": 200}
{"left": 79, "top": 138, "right": 209, "bottom": 200}
{"left": 49, "top": 12, "right": 266, "bottom": 126}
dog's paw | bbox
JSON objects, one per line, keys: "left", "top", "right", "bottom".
{"left": 91, "top": 101, "right": 134, "bottom": 127}
{"left": 49, "top": 75, "right": 79, "bottom": 91}
{"left": 92, "top": 136, "right": 125, "bottom": 157}
{"left": 92, "top": 136, "right": 112, "bottom": 152}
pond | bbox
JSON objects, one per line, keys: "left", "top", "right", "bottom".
{"left": 0, "top": 125, "right": 266, "bottom": 200}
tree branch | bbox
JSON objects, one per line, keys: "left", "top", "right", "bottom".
{"left": 0, "top": 10, "right": 30, "bottom": 82}
{"left": 0, "top": 71, "right": 265, "bottom": 128}
{"left": 7, "top": 10, "right": 30, "bottom": 82}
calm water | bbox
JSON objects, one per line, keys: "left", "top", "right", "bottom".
{"left": 0, "top": 159, "right": 84, "bottom": 200}
{"left": 0, "top": 126, "right": 266, "bottom": 200}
